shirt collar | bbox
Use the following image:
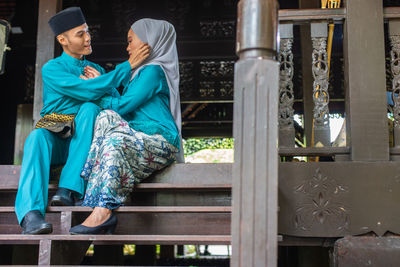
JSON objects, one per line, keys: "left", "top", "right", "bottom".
{"left": 61, "top": 52, "right": 86, "bottom": 67}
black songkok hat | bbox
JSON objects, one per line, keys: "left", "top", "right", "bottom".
{"left": 48, "top": 7, "right": 86, "bottom": 36}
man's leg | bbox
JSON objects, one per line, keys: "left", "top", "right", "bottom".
{"left": 58, "top": 102, "right": 101, "bottom": 197}
{"left": 15, "top": 128, "right": 68, "bottom": 224}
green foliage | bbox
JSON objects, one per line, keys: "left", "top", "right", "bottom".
{"left": 123, "top": 244, "right": 135, "bottom": 255}
{"left": 183, "top": 138, "right": 234, "bottom": 156}
{"left": 185, "top": 245, "right": 198, "bottom": 258}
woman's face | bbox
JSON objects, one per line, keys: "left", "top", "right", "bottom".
{"left": 127, "top": 29, "right": 144, "bottom": 56}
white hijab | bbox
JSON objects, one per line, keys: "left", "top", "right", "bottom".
{"left": 130, "top": 18, "right": 184, "bottom": 162}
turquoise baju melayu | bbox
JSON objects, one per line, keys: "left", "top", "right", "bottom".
{"left": 15, "top": 52, "right": 131, "bottom": 223}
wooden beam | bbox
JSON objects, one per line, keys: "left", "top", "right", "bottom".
{"left": 344, "top": 0, "right": 389, "bottom": 161}
{"left": 279, "top": 146, "right": 350, "bottom": 156}
{"left": 33, "top": 0, "right": 61, "bottom": 123}
{"left": 279, "top": 8, "right": 345, "bottom": 22}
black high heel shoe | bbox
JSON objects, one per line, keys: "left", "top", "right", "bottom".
{"left": 69, "top": 213, "right": 117, "bottom": 235}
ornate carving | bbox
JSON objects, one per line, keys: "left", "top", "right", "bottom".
{"left": 199, "top": 81, "right": 215, "bottom": 98}
{"left": 293, "top": 168, "right": 349, "bottom": 233}
{"left": 220, "top": 81, "right": 233, "bottom": 97}
{"left": 312, "top": 37, "right": 330, "bottom": 129}
{"left": 179, "top": 61, "right": 194, "bottom": 99}
{"left": 199, "top": 20, "right": 235, "bottom": 38}
{"left": 390, "top": 35, "right": 400, "bottom": 128}
{"left": 200, "top": 61, "right": 234, "bottom": 78}
{"left": 278, "top": 38, "right": 295, "bottom": 129}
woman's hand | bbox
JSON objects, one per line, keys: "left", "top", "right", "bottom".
{"left": 129, "top": 43, "right": 150, "bottom": 69}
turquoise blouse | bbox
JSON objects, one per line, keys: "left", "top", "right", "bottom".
{"left": 97, "top": 65, "right": 180, "bottom": 149}
{"left": 41, "top": 52, "right": 130, "bottom": 116}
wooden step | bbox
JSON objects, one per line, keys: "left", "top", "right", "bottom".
{"left": 0, "top": 206, "right": 232, "bottom": 235}
{"left": 0, "top": 206, "right": 232, "bottom": 213}
{"left": 0, "top": 163, "right": 232, "bottom": 191}
{"left": 0, "top": 234, "right": 231, "bottom": 244}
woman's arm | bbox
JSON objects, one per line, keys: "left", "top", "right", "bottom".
{"left": 98, "top": 65, "right": 165, "bottom": 115}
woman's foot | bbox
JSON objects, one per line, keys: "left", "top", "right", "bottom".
{"left": 81, "top": 207, "right": 112, "bottom": 227}
{"left": 69, "top": 209, "right": 117, "bottom": 235}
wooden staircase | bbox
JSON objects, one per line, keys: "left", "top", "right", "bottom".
{"left": 0, "top": 163, "right": 232, "bottom": 265}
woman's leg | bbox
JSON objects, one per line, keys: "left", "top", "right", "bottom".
{"left": 79, "top": 110, "right": 132, "bottom": 227}
{"left": 79, "top": 110, "right": 178, "bottom": 228}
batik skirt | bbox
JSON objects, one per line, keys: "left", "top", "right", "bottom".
{"left": 81, "top": 110, "right": 178, "bottom": 209}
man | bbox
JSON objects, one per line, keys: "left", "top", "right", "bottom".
{"left": 15, "top": 7, "right": 149, "bottom": 234}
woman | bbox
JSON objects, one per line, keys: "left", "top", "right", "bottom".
{"left": 69, "top": 18, "right": 183, "bottom": 234}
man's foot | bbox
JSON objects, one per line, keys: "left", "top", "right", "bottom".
{"left": 50, "top": 187, "right": 75, "bottom": 206}
{"left": 21, "top": 210, "right": 52, "bottom": 235}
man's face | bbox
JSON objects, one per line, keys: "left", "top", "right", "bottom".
{"left": 126, "top": 29, "right": 144, "bottom": 57}
{"left": 57, "top": 23, "right": 92, "bottom": 59}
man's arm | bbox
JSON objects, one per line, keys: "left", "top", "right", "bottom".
{"left": 42, "top": 61, "right": 131, "bottom": 101}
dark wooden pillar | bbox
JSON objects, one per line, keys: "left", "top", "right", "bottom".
{"left": 231, "top": 0, "right": 279, "bottom": 266}
{"left": 344, "top": 0, "right": 389, "bottom": 161}
{"left": 33, "top": 0, "right": 61, "bottom": 123}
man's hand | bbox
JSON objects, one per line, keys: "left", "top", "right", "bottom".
{"left": 129, "top": 43, "right": 150, "bottom": 69}
{"left": 80, "top": 66, "right": 101, "bottom": 80}
{"left": 84, "top": 66, "right": 101, "bottom": 79}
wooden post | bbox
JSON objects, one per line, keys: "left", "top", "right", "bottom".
{"left": 344, "top": 0, "right": 389, "bottom": 161}
{"left": 310, "top": 22, "right": 331, "bottom": 146}
{"left": 279, "top": 24, "right": 295, "bottom": 147}
{"left": 231, "top": 0, "right": 279, "bottom": 266}
{"left": 13, "top": 104, "right": 33, "bottom": 164}
{"left": 299, "top": 0, "right": 320, "bottom": 147}
{"left": 60, "top": 211, "right": 72, "bottom": 234}
{"left": 38, "top": 239, "right": 52, "bottom": 265}
{"left": 33, "top": 0, "right": 61, "bottom": 123}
